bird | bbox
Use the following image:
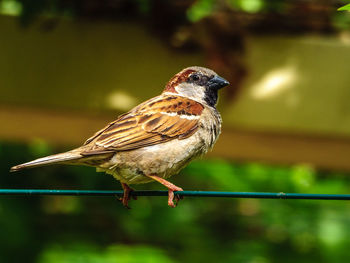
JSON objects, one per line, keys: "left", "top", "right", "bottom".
{"left": 10, "top": 66, "right": 229, "bottom": 208}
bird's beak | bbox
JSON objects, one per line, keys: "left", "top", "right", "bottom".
{"left": 208, "top": 75, "right": 230, "bottom": 90}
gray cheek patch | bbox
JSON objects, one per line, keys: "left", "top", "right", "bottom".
{"left": 175, "top": 83, "right": 206, "bottom": 101}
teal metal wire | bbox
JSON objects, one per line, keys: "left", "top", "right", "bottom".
{"left": 1, "top": 189, "right": 350, "bottom": 200}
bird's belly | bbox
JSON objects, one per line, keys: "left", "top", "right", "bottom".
{"left": 101, "top": 134, "right": 206, "bottom": 185}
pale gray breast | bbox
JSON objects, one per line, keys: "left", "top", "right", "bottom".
{"left": 198, "top": 106, "right": 222, "bottom": 150}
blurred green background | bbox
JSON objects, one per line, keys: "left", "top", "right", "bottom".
{"left": 1, "top": 0, "right": 350, "bottom": 262}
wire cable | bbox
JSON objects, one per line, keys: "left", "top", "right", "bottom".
{"left": 1, "top": 189, "right": 350, "bottom": 200}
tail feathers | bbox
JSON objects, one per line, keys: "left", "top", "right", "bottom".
{"left": 10, "top": 150, "right": 83, "bottom": 172}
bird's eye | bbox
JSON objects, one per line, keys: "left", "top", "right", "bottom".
{"left": 191, "top": 74, "right": 200, "bottom": 81}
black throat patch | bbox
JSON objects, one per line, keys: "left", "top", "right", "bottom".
{"left": 204, "top": 87, "right": 218, "bottom": 108}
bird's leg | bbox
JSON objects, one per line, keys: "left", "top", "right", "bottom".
{"left": 146, "top": 174, "right": 183, "bottom": 208}
{"left": 120, "top": 183, "right": 136, "bottom": 209}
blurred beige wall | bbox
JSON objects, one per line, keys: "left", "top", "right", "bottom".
{"left": 0, "top": 15, "right": 203, "bottom": 111}
{"left": 228, "top": 35, "right": 350, "bottom": 137}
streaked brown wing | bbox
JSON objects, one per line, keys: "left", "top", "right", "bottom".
{"left": 82, "top": 95, "right": 204, "bottom": 154}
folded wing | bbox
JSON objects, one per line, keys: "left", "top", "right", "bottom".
{"left": 81, "top": 95, "right": 204, "bottom": 155}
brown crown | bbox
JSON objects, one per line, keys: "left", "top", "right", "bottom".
{"left": 163, "top": 69, "right": 196, "bottom": 93}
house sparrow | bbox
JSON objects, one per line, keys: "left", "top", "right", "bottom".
{"left": 10, "top": 66, "right": 229, "bottom": 208}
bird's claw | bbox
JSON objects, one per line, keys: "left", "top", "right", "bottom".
{"left": 167, "top": 186, "right": 184, "bottom": 208}
{"left": 119, "top": 183, "right": 136, "bottom": 209}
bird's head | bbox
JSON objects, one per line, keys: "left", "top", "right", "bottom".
{"left": 163, "top": 66, "right": 229, "bottom": 107}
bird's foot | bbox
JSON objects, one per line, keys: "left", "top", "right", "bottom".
{"left": 167, "top": 185, "right": 184, "bottom": 208}
{"left": 120, "top": 183, "right": 137, "bottom": 209}
{"left": 145, "top": 174, "right": 184, "bottom": 208}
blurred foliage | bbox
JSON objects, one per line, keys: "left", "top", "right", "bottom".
{"left": 338, "top": 3, "right": 350, "bottom": 11}
{"left": 1, "top": 141, "right": 350, "bottom": 262}
{"left": 1, "top": 0, "right": 350, "bottom": 33}
{"left": 187, "top": 0, "right": 215, "bottom": 22}
{"left": 38, "top": 243, "right": 175, "bottom": 263}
